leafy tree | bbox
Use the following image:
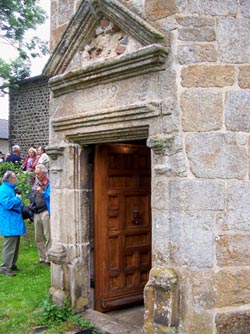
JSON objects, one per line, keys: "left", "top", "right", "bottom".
{"left": 0, "top": 0, "right": 48, "bottom": 93}
{"left": 0, "top": 161, "right": 34, "bottom": 203}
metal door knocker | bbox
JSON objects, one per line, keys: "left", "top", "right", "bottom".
{"left": 132, "top": 208, "right": 143, "bottom": 225}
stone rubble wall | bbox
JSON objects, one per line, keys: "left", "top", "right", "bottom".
{"left": 9, "top": 76, "right": 50, "bottom": 156}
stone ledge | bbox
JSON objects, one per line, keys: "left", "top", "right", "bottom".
{"left": 49, "top": 45, "right": 169, "bottom": 97}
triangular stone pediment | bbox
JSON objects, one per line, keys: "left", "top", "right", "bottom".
{"left": 43, "top": 0, "right": 167, "bottom": 78}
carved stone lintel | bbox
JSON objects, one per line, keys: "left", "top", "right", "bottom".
{"left": 46, "top": 146, "right": 65, "bottom": 161}
{"left": 147, "top": 134, "right": 174, "bottom": 155}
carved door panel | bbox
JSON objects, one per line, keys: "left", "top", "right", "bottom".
{"left": 94, "top": 143, "right": 151, "bottom": 312}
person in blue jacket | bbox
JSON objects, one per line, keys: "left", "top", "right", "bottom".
{"left": 0, "top": 171, "right": 26, "bottom": 276}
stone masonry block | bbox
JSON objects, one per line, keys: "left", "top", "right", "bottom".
{"left": 185, "top": 133, "right": 248, "bottom": 179}
{"left": 152, "top": 210, "right": 170, "bottom": 266}
{"left": 178, "top": 44, "right": 217, "bottom": 64}
{"left": 178, "top": 27, "right": 215, "bottom": 42}
{"left": 238, "top": 66, "right": 250, "bottom": 88}
{"left": 145, "top": 0, "right": 177, "bottom": 20}
{"left": 240, "top": 0, "right": 250, "bottom": 18}
{"left": 151, "top": 176, "right": 169, "bottom": 210}
{"left": 181, "top": 89, "right": 223, "bottom": 131}
{"left": 224, "top": 181, "right": 250, "bottom": 232}
{"left": 184, "top": 0, "right": 238, "bottom": 15}
{"left": 181, "top": 65, "right": 234, "bottom": 87}
{"left": 58, "top": 0, "right": 75, "bottom": 25}
{"left": 169, "top": 212, "right": 215, "bottom": 268}
{"left": 183, "top": 310, "right": 213, "bottom": 334}
{"left": 216, "top": 311, "right": 250, "bottom": 334}
{"left": 216, "top": 234, "right": 250, "bottom": 266}
{"left": 191, "top": 269, "right": 250, "bottom": 309}
{"left": 218, "top": 18, "right": 250, "bottom": 63}
{"left": 225, "top": 91, "right": 250, "bottom": 131}
{"left": 169, "top": 180, "right": 224, "bottom": 211}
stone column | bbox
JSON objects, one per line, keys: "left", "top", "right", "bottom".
{"left": 144, "top": 134, "right": 182, "bottom": 334}
{"left": 47, "top": 143, "right": 92, "bottom": 311}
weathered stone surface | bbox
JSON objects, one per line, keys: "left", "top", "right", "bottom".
{"left": 50, "top": 0, "right": 57, "bottom": 30}
{"left": 58, "top": 0, "right": 75, "bottom": 25}
{"left": 144, "top": 267, "right": 179, "bottom": 333}
{"left": 184, "top": 0, "right": 238, "bottom": 15}
{"left": 216, "top": 311, "right": 250, "bottom": 334}
{"left": 169, "top": 212, "right": 215, "bottom": 268}
{"left": 176, "top": 15, "right": 215, "bottom": 27}
{"left": 216, "top": 234, "right": 250, "bottom": 266}
{"left": 169, "top": 180, "right": 224, "bottom": 211}
{"left": 178, "top": 27, "right": 215, "bottom": 42}
{"left": 238, "top": 66, "right": 250, "bottom": 88}
{"left": 151, "top": 176, "right": 169, "bottom": 210}
{"left": 50, "top": 24, "right": 68, "bottom": 51}
{"left": 177, "top": 16, "right": 215, "bottom": 42}
{"left": 150, "top": 134, "right": 187, "bottom": 177}
{"left": 51, "top": 189, "right": 90, "bottom": 244}
{"left": 145, "top": 0, "right": 177, "bottom": 20}
{"left": 224, "top": 181, "right": 250, "bottom": 232}
{"left": 225, "top": 91, "right": 250, "bottom": 131}
{"left": 185, "top": 133, "right": 248, "bottom": 179}
{"left": 181, "top": 89, "right": 223, "bottom": 131}
{"left": 182, "top": 310, "right": 214, "bottom": 334}
{"left": 191, "top": 269, "right": 250, "bottom": 309}
{"left": 41, "top": 0, "right": 250, "bottom": 332}
{"left": 120, "top": 0, "right": 146, "bottom": 16}
{"left": 181, "top": 65, "right": 234, "bottom": 87}
{"left": 152, "top": 210, "right": 170, "bottom": 266}
{"left": 9, "top": 77, "right": 50, "bottom": 154}
{"left": 178, "top": 44, "right": 217, "bottom": 64}
{"left": 240, "top": 0, "right": 250, "bottom": 18}
{"left": 218, "top": 18, "right": 250, "bottom": 63}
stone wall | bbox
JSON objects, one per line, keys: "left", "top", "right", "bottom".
{"left": 9, "top": 75, "right": 50, "bottom": 156}
{"left": 144, "top": 1, "right": 250, "bottom": 333}
{"left": 50, "top": 0, "right": 82, "bottom": 50}
{"left": 47, "top": 1, "right": 250, "bottom": 333}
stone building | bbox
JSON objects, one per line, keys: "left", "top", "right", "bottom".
{"left": 0, "top": 119, "right": 9, "bottom": 154}
{"left": 9, "top": 75, "right": 50, "bottom": 155}
{"left": 43, "top": 0, "right": 250, "bottom": 333}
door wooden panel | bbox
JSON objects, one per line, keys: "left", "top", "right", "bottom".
{"left": 94, "top": 143, "right": 151, "bottom": 312}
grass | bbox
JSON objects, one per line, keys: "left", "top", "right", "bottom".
{"left": 0, "top": 224, "right": 101, "bottom": 334}
{"left": 0, "top": 223, "right": 51, "bottom": 334}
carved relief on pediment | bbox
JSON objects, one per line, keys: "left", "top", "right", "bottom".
{"left": 66, "top": 17, "right": 143, "bottom": 72}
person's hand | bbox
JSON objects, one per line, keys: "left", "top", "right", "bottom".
{"left": 35, "top": 186, "right": 43, "bottom": 193}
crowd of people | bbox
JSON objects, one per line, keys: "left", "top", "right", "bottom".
{"left": 0, "top": 144, "right": 51, "bottom": 277}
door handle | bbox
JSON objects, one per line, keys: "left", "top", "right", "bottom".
{"left": 132, "top": 208, "right": 143, "bottom": 225}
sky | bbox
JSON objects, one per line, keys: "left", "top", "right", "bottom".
{"left": 0, "top": 1, "right": 51, "bottom": 120}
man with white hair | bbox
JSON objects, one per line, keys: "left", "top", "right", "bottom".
{"left": 30, "top": 164, "right": 51, "bottom": 266}
{"left": 6, "top": 145, "right": 22, "bottom": 164}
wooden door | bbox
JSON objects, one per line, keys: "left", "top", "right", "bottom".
{"left": 94, "top": 143, "right": 151, "bottom": 312}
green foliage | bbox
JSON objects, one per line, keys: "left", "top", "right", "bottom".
{"left": 0, "top": 233, "right": 104, "bottom": 334}
{"left": 37, "top": 297, "right": 103, "bottom": 333}
{"left": 0, "top": 0, "right": 48, "bottom": 92}
{"left": 0, "top": 232, "right": 51, "bottom": 334}
{"left": 0, "top": 161, "right": 33, "bottom": 204}
{"left": 37, "top": 298, "right": 73, "bottom": 327}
